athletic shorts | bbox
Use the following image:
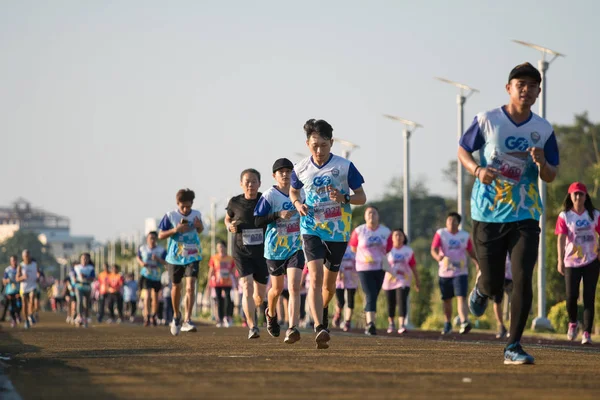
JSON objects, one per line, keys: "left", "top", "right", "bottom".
{"left": 302, "top": 235, "right": 348, "bottom": 272}
{"left": 439, "top": 275, "right": 468, "bottom": 300}
{"left": 494, "top": 279, "right": 514, "bottom": 304}
{"left": 234, "top": 255, "right": 269, "bottom": 285}
{"left": 167, "top": 261, "right": 200, "bottom": 285}
{"left": 141, "top": 277, "right": 162, "bottom": 293}
{"left": 266, "top": 250, "right": 305, "bottom": 276}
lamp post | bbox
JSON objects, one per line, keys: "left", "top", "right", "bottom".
{"left": 435, "top": 77, "right": 479, "bottom": 227}
{"left": 335, "top": 138, "right": 360, "bottom": 160}
{"left": 513, "top": 39, "right": 565, "bottom": 332}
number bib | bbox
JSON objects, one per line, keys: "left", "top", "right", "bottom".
{"left": 183, "top": 243, "right": 200, "bottom": 257}
{"left": 242, "top": 229, "right": 264, "bottom": 245}
{"left": 219, "top": 269, "right": 230, "bottom": 279}
{"left": 276, "top": 219, "right": 301, "bottom": 236}
{"left": 313, "top": 201, "right": 342, "bottom": 224}
{"left": 575, "top": 234, "right": 595, "bottom": 244}
{"left": 489, "top": 149, "right": 526, "bottom": 185}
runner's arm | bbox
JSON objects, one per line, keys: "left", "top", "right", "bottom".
{"left": 348, "top": 186, "right": 366, "bottom": 205}
{"left": 557, "top": 234, "right": 566, "bottom": 265}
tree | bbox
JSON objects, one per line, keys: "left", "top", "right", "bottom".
{"left": 0, "top": 231, "right": 57, "bottom": 267}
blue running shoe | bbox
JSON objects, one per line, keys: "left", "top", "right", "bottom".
{"left": 441, "top": 322, "right": 452, "bottom": 335}
{"left": 504, "top": 342, "right": 534, "bottom": 365}
{"left": 469, "top": 286, "right": 488, "bottom": 317}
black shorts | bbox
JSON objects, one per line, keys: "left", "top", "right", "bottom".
{"left": 439, "top": 275, "right": 468, "bottom": 300}
{"left": 266, "top": 250, "right": 305, "bottom": 276}
{"left": 302, "top": 235, "right": 348, "bottom": 272}
{"left": 234, "top": 255, "right": 269, "bottom": 285}
{"left": 494, "top": 279, "right": 514, "bottom": 303}
{"left": 168, "top": 261, "right": 200, "bottom": 285}
{"left": 141, "top": 277, "right": 162, "bottom": 293}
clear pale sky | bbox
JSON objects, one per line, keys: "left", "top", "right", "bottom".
{"left": 1, "top": 1, "right": 598, "bottom": 241}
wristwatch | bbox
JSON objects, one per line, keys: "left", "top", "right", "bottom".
{"left": 343, "top": 194, "right": 351, "bottom": 204}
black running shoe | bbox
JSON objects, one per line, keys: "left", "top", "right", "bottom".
{"left": 365, "top": 322, "right": 377, "bottom": 336}
{"left": 265, "top": 307, "right": 280, "bottom": 337}
{"left": 284, "top": 326, "right": 301, "bottom": 344}
{"left": 315, "top": 324, "right": 330, "bottom": 349}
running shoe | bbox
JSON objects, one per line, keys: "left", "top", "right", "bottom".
{"left": 144, "top": 318, "right": 150, "bottom": 327}
{"left": 398, "top": 326, "right": 407, "bottom": 335}
{"left": 170, "top": 317, "right": 181, "bottom": 336}
{"left": 223, "top": 318, "right": 231, "bottom": 328}
{"left": 116, "top": 318, "right": 122, "bottom": 324}
{"left": 567, "top": 322, "right": 578, "bottom": 341}
{"left": 365, "top": 322, "right": 377, "bottom": 336}
{"left": 332, "top": 311, "right": 341, "bottom": 328}
{"left": 582, "top": 331, "right": 592, "bottom": 345}
{"left": 441, "top": 322, "right": 452, "bottom": 335}
{"left": 152, "top": 315, "right": 158, "bottom": 327}
{"left": 387, "top": 322, "right": 396, "bottom": 334}
{"left": 29, "top": 315, "right": 36, "bottom": 325}
{"left": 248, "top": 327, "right": 260, "bottom": 339}
{"left": 265, "top": 308, "right": 280, "bottom": 337}
{"left": 315, "top": 325, "right": 330, "bottom": 349}
{"left": 468, "top": 286, "right": 489, "bottom": 317}
{"left": 11, "top": 320, "right": 16, "bottom": 328}
{"left": 284, "top": 326, "right": 301, "bottom": 344}
{"left": 496, "top": 325, "right": 508, "bottom": 339}
{"left": 342, "top": 320, "right": 351, "bottom": 332}
{"left": 504, "top": 342, "right": 534, "bottom": 365}
{"left": 459, "top": 321, "right": 472, "bottom": 334}
{"left": 24, "top": 320, "right": 30, "bottom": 329}
{"left": 129, "top": 316, "right": 135, "bottom": 323}
{"left": 181, "top": 320, "right": 197, "bottom": 332}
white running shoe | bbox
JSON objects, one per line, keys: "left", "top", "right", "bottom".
{"left": 181, "top": 320, "right": 197, "bottom": 332}
{"left": 582, "top": 331, "right": 593, "bottom": 345}
{"left": 170, "top": 317, "right": 181, "bottom": 336}
{"left": 567, "top": 322, "right": 578, "bottom": 341}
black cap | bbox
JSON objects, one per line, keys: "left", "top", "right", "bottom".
{"left": 272, "top": 158, "right": 294, "bottom": 173}
{"left": 508, "top": 62, "right": 542, "bottom": 84}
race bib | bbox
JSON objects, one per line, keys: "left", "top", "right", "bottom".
{"left": 276, "top": 219, "right": 301, "bottom": 236}
{"left": 489, "top": 149, "right": 526, "bottom": 185}
{"left": 242, "top": 229, "right": 264, "bottom": 245}
{"left": 575, "top": 234, "right": 595, "bottom": 244}
{"left": 183, "top": 243, "right": 200, "bottom": 257}
{"left": 313, "top": 201, "right": 342, "bottom": 224}
{"left": 219, "top": 269, "right": 231, "bottom": 279}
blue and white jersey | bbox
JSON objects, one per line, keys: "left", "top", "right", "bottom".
{"left": 291, "top": 154, "right": 364, "bottom": 242}
{"left": 254, "top": 186, "right": 304, "bottom": 260}
{"left": 73, "top": 264, "right": 96, "bottom": 292}
{"left": 460, "top": 107, "right": 559, "bottom": 223}
{"left": 3, "top": 266, "right": 19, "bottom": 295}
{"left": 158, "top": 209, "right": 203, "bottom": 265}
{"left": 138, "top": 244, "right": 167, "bottom": 281}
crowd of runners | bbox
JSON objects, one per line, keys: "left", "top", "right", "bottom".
{"left": 4, "top": 62, "right": 600, "bottom": 366}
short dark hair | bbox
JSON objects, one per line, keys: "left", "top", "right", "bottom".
{"left": 216, "top": 240, "right": 226, "bottom": 247}
{"left": 447, "top": 212, "right": 462, "bottom": 224}
{"left": 392, "top": 228, "right": 409, "bottom": 245}
{"left": 147, "top": 231, "right": 158, "bottom": 238}
{"left": 176, "top": 189, "right": 195, "bottom": 203}
{"left": 365, "top": 205, "right": 379, "bottom": 212}
{"left": 304, "top": 119, "right": 333, "bottom": 140}
{"left": 9, "top": 255, "right": 18, "bottom": 261}
{"left": 240, "top": 168, "right": 261, "bottom": 183}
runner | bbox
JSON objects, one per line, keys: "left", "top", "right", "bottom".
{"left": 158, "top": 188, "right": 204, "bottom": 336}
{"left": 384, "top": 228, "right": 420, "bottom": 335}
{"left": 332, "top": 246, "right": 358, "bottom": 332}
{"left": 16, "top": 250, "right": 38, "bottom": 329}
{"left": 123, "top": 273, "right": 138, "bottom": 322}
{"left": 555, "top": 182, "right": 600, "bottom": 345}
{"left": 208, "top": 240, "right": 236, "bottom": 327}
{"left": 106, "top": 264, "right": 124, "bottom": 323}
{"left": 255, "top": 158, "right": 305, "bottom": 344}
{"left": 493, "top": 254, "right": 513, "bottom": 339}
{"left": 290, "top": 118, "right": 366, "bottom": 348}
{"left": 96, "top": 263, "right": 109, "bottom": 323}
{"left": 3, "top": 256, "right": 21, "bottom": 328}
{"left": 458, "top": 62, "right": 559, "bottom": 364}
{"left": 430, "top": 212, "right": 478, "bottom": 335}
{"left": 226, "top": 168, "right": 268, "bottom": 339}
{"left": 351, "top": 206, "right": 392, "bottom": 335}
{"left": 137, "top": 231, "right": 167, "bottom": 327}
{"left": 73, "top": 253, "right": 95, "bottom": 328}
{"left": 32, "top": 258, "right": 45, "bottom": 320}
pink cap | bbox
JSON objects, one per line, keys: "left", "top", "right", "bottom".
{"left": 568, "top": 182, "right": 588, "bottom": 194}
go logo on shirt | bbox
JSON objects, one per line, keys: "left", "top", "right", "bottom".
{"left": 448, "top": 239, "right": 461, "bottom": 249}
{"left": 575, "top": 219, "right": 591, "bottom": 228}
{"left": 313, "top": 176, "right": 332, "bottom": 187}
{"left": 505, "top": 137, "right": 529, "bottom": 152}
{"left": 282, "top": 201, "right": 294, "bottom": 210}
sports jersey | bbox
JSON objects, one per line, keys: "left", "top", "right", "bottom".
{"left": 254, "top": 186, "right": 303, "bottom": 260}
{"left": 226, "top": 194, "right": 265, "bottom": 259}
{"left": 336, "top": 247, "right": 359, "bottom": 289}
{"left": 73, "top": 264, "right": 96, "bottom": 292}
{"left": 555, "top": 209, "right": 600, "bottom": 268}
{"left": 291, "top": 154, "right": 364, "bottom": 242}
{"left": 208, "top": 254, "right": 235, "bottom": 288}
{"left": 138, "top": 244, "right": 167, "bottom": 281}
{"left": 383, "top": 246, "right": 416, "bottom": 290}
{"left": 3, "top": 266, "right": 19, "bottom": 295}
{"left": 349, "top": 224, "right": 392, "bottom": 272}
{"left": 158, "top": 209, "right": 203, "bottom": 265}
{"left": 19, "top": 262, "right": 38, "bottom": 294}
{"left": 431, "top": 228, "right": 473, "bottom": 278}
{"left": 460, "top": 106, "right": 559, "bottom": 223}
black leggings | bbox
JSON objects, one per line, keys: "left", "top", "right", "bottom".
{"left": 565, "top": 260, "right": 600, "bottom": 334}
{"left": 300, "top": 294, "right": 306, "bottom": 320}
{"left": 358, "top": 270, "right": 385, "bottom": 312}
{"left": 335, "top": 288, "right": 356, "bottom": 310}
{"left": 4, "top": 295, "right": 19, "bottom": 321}
{"left": 125, "top": 300, "right": 137, "bottom": 317}
{"left": 214, "top": 287, "right": 232, "bottom": 321}
{"left": 473, "top": 220, "right": 540, "bottom": 345}
{"left": 386, "top": 287, "right": 410, "bottom": 318}
{"left": 107, "top": 293, "right": 124, "bottom": 320}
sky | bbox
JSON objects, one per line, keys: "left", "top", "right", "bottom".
{"left": 1, "top": 0, "right": 598, "bottom": 241}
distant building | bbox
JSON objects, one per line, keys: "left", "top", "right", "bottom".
{"left": 0, "top": 198, "right": 94, "bottom": 263}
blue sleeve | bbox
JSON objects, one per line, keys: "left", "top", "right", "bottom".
{"left": 158, "top": 214, "right": 172, "bottom": 231}
{"left": 90, "top": 269, "right": 96, "bottom": 279}
{"left": 254, "top": 196, "right": 272, "bottom": 216}
{"left": 544, "top": 131, "right": 560, "bottom": 166}
{"left": 348, "top": 162, "right": 365, "bottom": 190}
{"left": 161, "top": 250, "right": 167, "bottom": 259}
{"left": 291, "top": 170, "right": 304, "bottom": 189}
{"left": 137, "top": 249, "right": 142, "bottom": 258}
{"left": 3, "top": 271, "right": 7, "bottom": 279}
{"left": 459, "top": 117, "right": 485, "bottom": 152}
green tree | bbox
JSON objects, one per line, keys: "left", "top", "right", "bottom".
{"left": 0, "top": 231, "right": 57, "bottom": 267}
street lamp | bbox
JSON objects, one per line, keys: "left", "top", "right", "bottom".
{"left": 335, "top": 138, "right": 360, "bottom": 160}
{"left": 435, "top": 77, "right": 479, "bottom": 227}
{"left": 513, "top": 39, "right": 565, "bottom": 332}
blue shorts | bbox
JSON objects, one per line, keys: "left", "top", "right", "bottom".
{"left": 439, "top": 275, "right": 468, "bottom": 300}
